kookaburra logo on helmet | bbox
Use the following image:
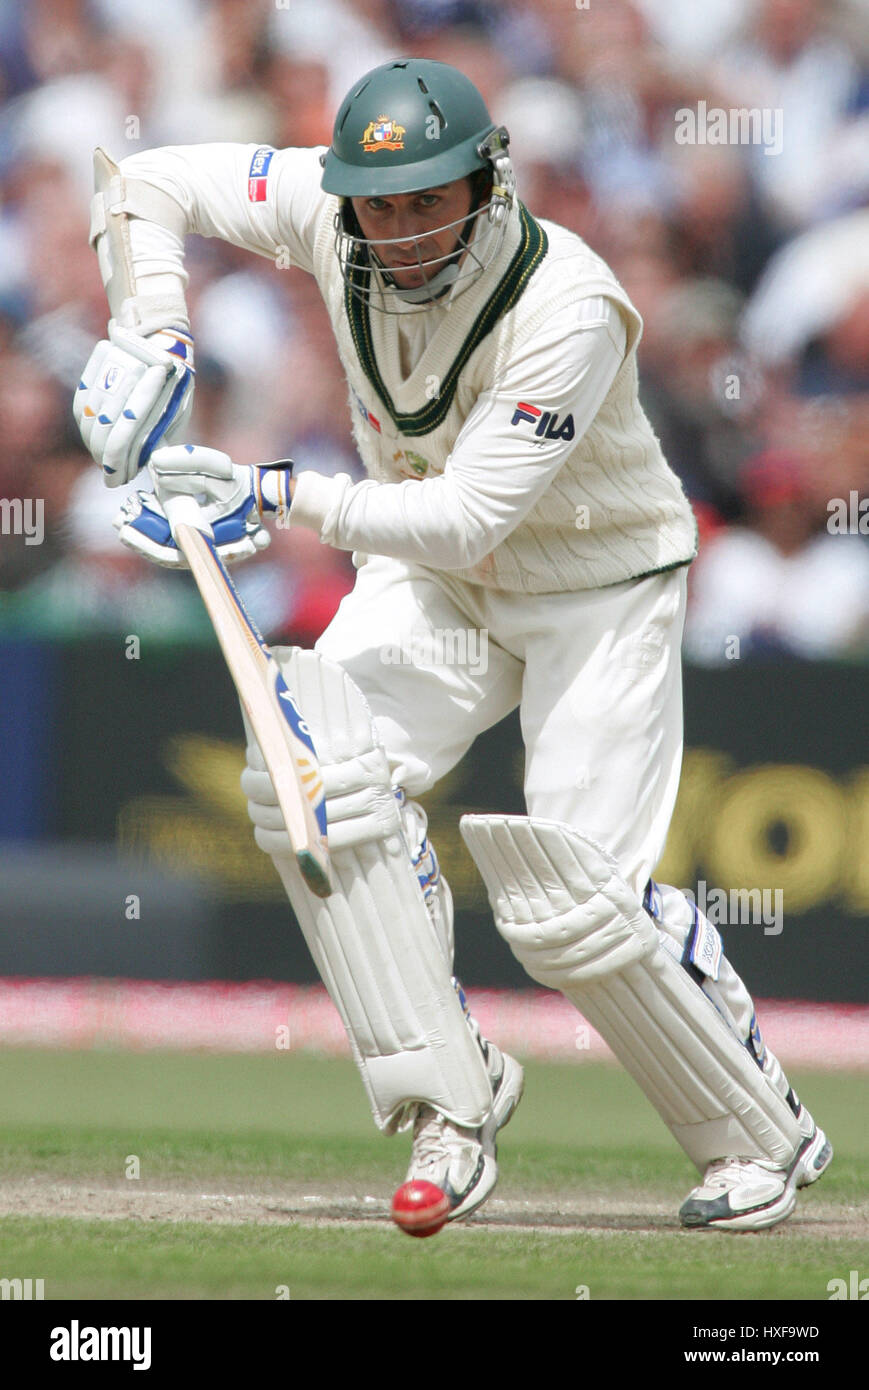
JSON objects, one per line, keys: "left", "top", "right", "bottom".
{"left": 320, "top": 59, "right": 516, "bottom": 313}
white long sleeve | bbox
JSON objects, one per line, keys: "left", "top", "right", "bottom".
{"left": 118, "top": 143, "right": 328, "bottom": 306}
{"left": 291, "top": 297, "right": 627, "bottom": 568}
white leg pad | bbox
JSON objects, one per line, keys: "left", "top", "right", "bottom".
{"left": 460, "top": 814, "right": 803, "bottom": 1171}
{"left": 241, "top": 648, "right": 492, "bottom": 1132}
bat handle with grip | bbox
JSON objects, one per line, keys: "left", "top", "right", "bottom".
{"left": 159, "top": 482, "right": 332, "bottom": 901}
{"left": 161, "top": 490, "right": 212, "bottom": 540}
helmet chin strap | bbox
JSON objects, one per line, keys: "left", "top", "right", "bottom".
{"left": 377, "top": 255, "right": 461, "bottom": 305}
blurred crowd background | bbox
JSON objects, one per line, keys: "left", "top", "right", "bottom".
{"left": 0, "top": 0, "right": 867, "bottom": 661}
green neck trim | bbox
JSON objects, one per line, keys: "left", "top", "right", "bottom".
{"left": 344, "top": 203, "right": 548, "bottom": 438}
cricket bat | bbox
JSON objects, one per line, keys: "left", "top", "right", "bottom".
{"left": 163, "top": 494, "right": 332, "bottom": 898}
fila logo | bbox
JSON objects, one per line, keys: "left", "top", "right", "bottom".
{"left": 511, "top": 402, "right": 575, "bottom": 441}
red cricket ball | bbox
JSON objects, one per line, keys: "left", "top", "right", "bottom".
{"left": 391, "top": 1180, "right": 451, "bottom": 1237}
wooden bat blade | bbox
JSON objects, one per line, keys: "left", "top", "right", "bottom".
{"left": 171, "top": 519, "right": 331, "bottom": 897}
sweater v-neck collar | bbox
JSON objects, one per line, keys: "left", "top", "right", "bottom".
{"left": 344, "top": 203, "right": 548, "bottom": 437}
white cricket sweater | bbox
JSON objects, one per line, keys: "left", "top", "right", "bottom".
{"left": 117, "top": 142, "right": 697, "bottom": 593}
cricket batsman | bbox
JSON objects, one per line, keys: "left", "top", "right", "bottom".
{"left": 74, "top": 59, "right": 831, "bottom": 1233}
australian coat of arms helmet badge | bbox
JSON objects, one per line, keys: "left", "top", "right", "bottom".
{"left": 360, "top": 116, "right": 407, "bottom": 153}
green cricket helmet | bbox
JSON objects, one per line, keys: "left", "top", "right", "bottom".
{"left": 320, "top": 59, "right": 516, "bottom": 311}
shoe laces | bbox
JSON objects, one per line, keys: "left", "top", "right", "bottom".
{"left": 412, "top": 1106, "right": 473, "bottom": 1168}
{"left": 706, "top": 1155, "right": 779, "bottom": 1187}
{"left": 412, "top": 1108, "right": 449, "bottom": 1169}
{"left": 707, "top": 1158, "right": 752, "bottom": 1188}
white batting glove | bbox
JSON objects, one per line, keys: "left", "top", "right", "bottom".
{"left": 73, "top": 323, "right": 195, "bottom": 486}
{"left": 113, "top": 444, "right": 293, "bottom": 568}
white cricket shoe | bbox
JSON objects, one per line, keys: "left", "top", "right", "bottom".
{"left": 403, "top": 1043, "right": 524, "bottom": 1222}
{"left": 679, "top": 1109, "right": 833, "bottom": 1232}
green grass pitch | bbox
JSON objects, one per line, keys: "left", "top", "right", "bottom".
{"left": 0, "top": 1049, "right": 865, "bottom": 1301}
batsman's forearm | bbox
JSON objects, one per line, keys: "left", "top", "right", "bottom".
{"left": 290, "top": 469, "right": 491, "bottom": 569}
{"left": 90, "top": 147, "right": 192, "bottom": 336}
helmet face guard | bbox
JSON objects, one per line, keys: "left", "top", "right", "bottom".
{"left": 320, "top": 60, "right": 516, "bottom": 312}
{"left": 331, "top": 131, "right": 515, "bottom": 312}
